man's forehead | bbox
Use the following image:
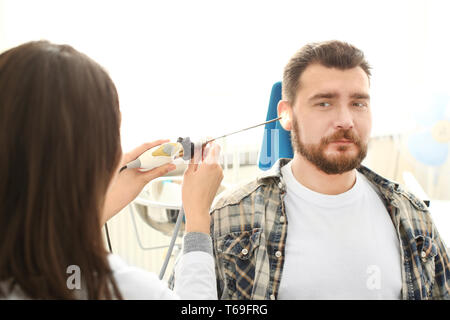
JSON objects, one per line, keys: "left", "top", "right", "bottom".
{"left": 298, "top": 63, "right": 370, "bottom": 93}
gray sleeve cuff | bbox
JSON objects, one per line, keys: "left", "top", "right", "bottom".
{"left": 183, "top": 232, "right": 213, "bottom": 256}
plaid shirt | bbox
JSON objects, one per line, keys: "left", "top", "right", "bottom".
{"left": 210, "top": 158, "right": 450, "bottom": 300}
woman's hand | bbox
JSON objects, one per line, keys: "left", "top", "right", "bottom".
{"left": 102, "top": 140, "right": 177, "bottom": 225}
{"left": 181, "top": 142, "right": 224, "bottom": 234}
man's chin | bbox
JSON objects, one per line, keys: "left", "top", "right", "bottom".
{"left": 315, "top": 160, "right": 360, "bottom": 175}
{"left": 293, "top": 136, "right": 368, "bottom": 175}
{"left": 315, "top": 150, "right": 363, "bottom": 174}
{"left": 323, "top": 147, "right": 358, "bottom": 160}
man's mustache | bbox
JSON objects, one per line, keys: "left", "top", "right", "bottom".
{"left": 321, "top": 129, "right": 361, "bottom": 145}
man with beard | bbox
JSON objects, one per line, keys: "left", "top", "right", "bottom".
{"left": 209, "top": 41, "right": 450, "bottom": 300}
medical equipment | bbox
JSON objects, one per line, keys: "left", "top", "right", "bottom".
{"left": 119, "top": 138, "right": 205, "bottom": 172}
{"left": 204, "top": 116, "right": 282, "bottom": 144}
{"left": 117, "top": 117, "right": 282, "bottom": 279}
{"left": 120, "top": 117, "right": 281, "bottom": 173}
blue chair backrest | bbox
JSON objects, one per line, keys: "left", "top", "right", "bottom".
{"left": 258, "top": 82, "right": 293, "bottom": 170}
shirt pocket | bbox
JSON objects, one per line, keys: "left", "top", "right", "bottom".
{"left": 415, "top": 235, "right": 438, "bottom": 298}
{"left": 216, "top": 228, "right": 262, "bottom": 299}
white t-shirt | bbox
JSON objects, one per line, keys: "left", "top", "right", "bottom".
{"left": 278, "top": 161, "right": 402, "bottom": 300}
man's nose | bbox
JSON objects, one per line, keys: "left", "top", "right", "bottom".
{"left": 334, "top": 105, "right": 354, "bottom": 130}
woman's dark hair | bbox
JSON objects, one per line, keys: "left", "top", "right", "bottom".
{"left": 0, "top": 41, "right": 123, "bottom": 299}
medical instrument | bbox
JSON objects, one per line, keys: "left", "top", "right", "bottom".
{"left": 119, "top": 142, "right": 184, "bottom": 172}
{"left": 115, "top": 117, "right": 282, "bottom": 280}
{"left": 159, "top": 116, "right": 284, "bottom": 280}
{"left": 204, "top": 116, "right": 281, "bottom": 144}
{"left": 119, "top": 138, "right": 206, "bottom": 172}
{"left": 120, "top": 117, "right": 282, "bottom": 173}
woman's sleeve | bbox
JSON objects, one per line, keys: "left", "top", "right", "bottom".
{"left": 109, "top": 232, "right": 217, "bottom": 300}
{"left": 173, "top": 232, "right": 218, "bottom": 300}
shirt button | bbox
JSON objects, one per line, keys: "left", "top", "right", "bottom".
{"left": 275, "top": 251, "right": 282, "bottom": 258}
{"left": 270, "top": 294, "right": 275, "bottom": 300}
{"left": 279, "top": 216, "right": 285, "bottom": 223}
{"left": 241, "top": 248, "right": 248, "bottom": 256}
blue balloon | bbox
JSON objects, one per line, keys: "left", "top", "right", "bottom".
{"left": 415, "top": 93, "right": 449, "bottom": 127}
{"left": 408, "top": 131, "right": 448, "bottom": 166}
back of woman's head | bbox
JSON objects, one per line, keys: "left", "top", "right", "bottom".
{"left": 0, "top": 41, "right": 122, "bottom": 299}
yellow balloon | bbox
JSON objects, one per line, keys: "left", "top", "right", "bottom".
{"left": 431, "top": 120, "right": 450, "bottom": 143}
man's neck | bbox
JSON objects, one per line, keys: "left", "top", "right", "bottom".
{"left": 290, "top": 154, "right": 357, "bottom": 195}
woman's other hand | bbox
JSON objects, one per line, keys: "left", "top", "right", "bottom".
{"left": 181, "top": 142, "right": 224, "bottom": 234}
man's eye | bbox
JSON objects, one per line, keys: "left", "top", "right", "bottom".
{"left": 353, "top": 102, "right": 367, "bottom": 108}
{"left": 318, "top": 102, "right": 331, "bottom": 107}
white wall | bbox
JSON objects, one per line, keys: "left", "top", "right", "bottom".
{"left": 1, "top": 0, "right": 449, "bottom": 151}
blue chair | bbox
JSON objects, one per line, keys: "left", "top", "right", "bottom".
{"left": 258, "top": 82, "right": 293, "bottom": 170}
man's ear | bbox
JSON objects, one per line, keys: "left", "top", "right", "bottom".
{"left": 277, "top": 100, "right": 293, "bottom": 131}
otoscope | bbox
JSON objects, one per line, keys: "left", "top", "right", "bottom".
{"left": 120, "top": 117, "right": 281, "bottom": 279}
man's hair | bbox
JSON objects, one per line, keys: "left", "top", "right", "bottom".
{"left": 0, "top": 41, "right": 122, "bottom": 299}
{"left": 282, "top": 40, "right": 371, "bottom": 103}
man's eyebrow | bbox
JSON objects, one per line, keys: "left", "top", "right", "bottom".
{"left": 350, "top": 92, "right": 370, "bottom": 100}
{"left": 308, "top": 92, "right": 371, "bottom": 102}
{"left": 308, "top": 92, "right": 339, "bottom": 101}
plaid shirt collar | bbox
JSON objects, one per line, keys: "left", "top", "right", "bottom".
{"left": 257, "top": 158, "right": 428, "bottom": 213}
{"left": 257, "top": 158, "right": 396, "bottom": 191}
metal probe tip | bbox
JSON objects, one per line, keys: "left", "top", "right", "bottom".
{"left": 205, "top": 116, "right": 282, "bottom": 144}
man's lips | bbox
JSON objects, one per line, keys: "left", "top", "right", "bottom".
{"left": 330, "top": 139, "right": 354, "bottom": 144}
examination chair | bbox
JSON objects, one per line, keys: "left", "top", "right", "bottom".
{"left": 259, "top": 81, "right": 293, "bottom": 170}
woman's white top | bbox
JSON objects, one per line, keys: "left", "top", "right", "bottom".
{"left": 1, "top": 232, "right": 217, "bottom": 300}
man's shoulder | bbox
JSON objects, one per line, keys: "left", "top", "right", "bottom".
{"left": 209, "top": 175, "right": 283, "bottom": 241}
{"left": 211, "top": 178, "right": 268, "bottom": 212}
{"left": 211, "top": 159, "right": 289, "bottom": 213}
{"left": 358, "top": 165, "right": 431, "bottom": 226}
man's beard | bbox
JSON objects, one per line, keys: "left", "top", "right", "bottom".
{"left": 291, "top": 117, "right": 368, "bottom": 175}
